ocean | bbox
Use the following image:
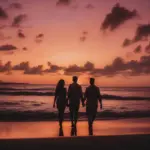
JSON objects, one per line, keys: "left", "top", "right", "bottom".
{"left": 0, "top": 83, "right": 150, "bottom": 120}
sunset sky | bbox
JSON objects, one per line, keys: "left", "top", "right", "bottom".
{"left": 0, "top": 0, "right": 150, "bottom": 86}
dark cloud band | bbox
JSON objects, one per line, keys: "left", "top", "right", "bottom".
{"left": 101, "top": 3, "right": 138, "bottom": 31}
{"left": 1, "top": 57, "right": 150, "bottom": 77}
{"left": 0, "top": 44, "right": 17, "bottom": 51}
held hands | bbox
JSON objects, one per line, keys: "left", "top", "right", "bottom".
{"left": 82, "top": 102, "right": 85, "bottom": 107}
{"left": 82, "top": 98, "right": 85, "bottom": 107}
{"left": 66, "top": 103, "right": 70, "bottom": 107}
{"left": 53, "top": 103, "right": 55, "bottom": 108}
{"left": 100, "top": 103, "right": 103, "bottom": 110}
{"left": 66, "top": 98, "right": 70, "bottom": 107}
{"left": 53, "top": 97, "right": 56, "bottom": 108}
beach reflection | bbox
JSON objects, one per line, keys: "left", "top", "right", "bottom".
{"left": 88, "top": 126, "right": 93, "bottom": 136}
{"left": 0, "top": 118, "right": 150, "bottom": 139}
{"left": 59, "top": 127, "right": 64, "bottom": 136}
{"left": 71, "top": 127, "right": 77, "bottom": 136}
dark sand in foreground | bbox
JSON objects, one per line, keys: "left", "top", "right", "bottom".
{"left": 0, "top": 134, "right": 150, "bottom": 150}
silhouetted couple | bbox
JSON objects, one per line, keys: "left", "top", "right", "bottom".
{"left": 53, "top": 76, "right": 102, "bottom": 135}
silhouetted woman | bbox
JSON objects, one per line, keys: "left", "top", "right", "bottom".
{"left": 53, "top": 79, "right": 67, "bottom": 128}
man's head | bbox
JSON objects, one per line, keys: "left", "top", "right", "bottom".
{"left": 90, "top": 78, "right": 95, "bottom": 85}
{"left": 72, "top": 76, "right": 78, "bottom": 83}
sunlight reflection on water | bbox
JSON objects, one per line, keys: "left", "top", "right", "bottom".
{"left": 0, "top": 118, "right": 150, "bottom": 139}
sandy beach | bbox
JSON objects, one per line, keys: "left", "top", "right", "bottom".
{"left": 0, "top": 134, "right": 150, "bottom": 150}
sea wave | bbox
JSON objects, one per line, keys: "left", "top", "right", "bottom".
{"left": 0, "top": 91, "right": 150, "bottom": 100}
{"left": 0, "top": 110, "right": 150, "bottom": 121}
{"left": 0, "top": 101, "right": 46, "bottom": 110}
{"left": 0, "top": 102, "right": 20, "bottom": 106}
{"left": 0, "top": 88, "right": 54, "bottom": 91}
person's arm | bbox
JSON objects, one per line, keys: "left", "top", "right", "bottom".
{"left": 80, "top": 86, "right": 84, "bottom": 107}
{"left": 97, "top": 87, "right": 102, "bottom": 109}
{"left": 53, "top": 90, "right": 57, "bottom": 108}
{"left": 65, "top": 88, "right": 69, "bottom": 107}
{"left": 83, "top": 88, "right": 88, "bottom": 107}
{"left": 67, "top": 85, "right": 71, "bottom": 106}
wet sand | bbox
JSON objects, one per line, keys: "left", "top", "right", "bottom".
{"left": 0, "top": 118, "right": 150, "bottom": 150}
{"left": 0, "top": 118, "right": 150, "bottom": 138}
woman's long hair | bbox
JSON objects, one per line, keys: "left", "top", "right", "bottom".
{"left": 55, "top": 79, "right": 65, "bottom": 96}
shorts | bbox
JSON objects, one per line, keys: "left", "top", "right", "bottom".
{"left": 86, "top": 105, "right": 98, "bottom": 116}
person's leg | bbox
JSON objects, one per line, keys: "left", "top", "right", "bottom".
{"left": 87, "top": 115, "right": 93, "bottom": 135}
{"left": 88, "top": 107, "right": 97, "bottom": 135}
{"left": 86, "top": 107, "right": 92, "bottom": 127}
{"left": 89, "top": 125, "right": 93, "bottom": 135}
{"left": 58, "top": 111, "right": 61, "bottom": 127}
{"left": 86, "top": 106, "right": 94, "bottom": 135}
{"left": 88, "top": 115, "right": 93, "bottom": 127}
{"left": 74, "top": 105, "right": 79, "bottom": 127}
{"left": 91, "top": 106, "right": 97, "bottom": 124}
{"left": 69, "top": 105, "right": 74, "bottom": 127}
{"left": 60, "top": 106, "right": 66, "bottom": 128}
{"left": 88, "top": 115, "right": 93, "bottom": 135}
{"left": 92, "top": 113, "right": 96, "bottom": 123}
{"left": 59, "top": 127, "right": 64, "bottom": 136}
{"left": 58, "top": 108, "right": 63, "bottom": 128}
{"left": 74, "top": 124, "right": 77, "bottom": 136}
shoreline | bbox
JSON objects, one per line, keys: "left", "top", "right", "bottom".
{"left": 0, "top": 111, "right": 150, "bottom": 121}
{"left": 0, "top": 116, "right": 150, "bottom": 122}
{"left": 1, "top": 92, "right": 150, "bottom": 100}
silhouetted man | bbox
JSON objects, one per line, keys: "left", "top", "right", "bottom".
{"left": 84, "top": 78, "right": 102, "bottom": 135}
{"left": 68, "top": 76, "right": 84, "bottom": 127}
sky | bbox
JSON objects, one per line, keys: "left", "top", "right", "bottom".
{"left": 0, "top": 0, "right": 150, "bottom": 86}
